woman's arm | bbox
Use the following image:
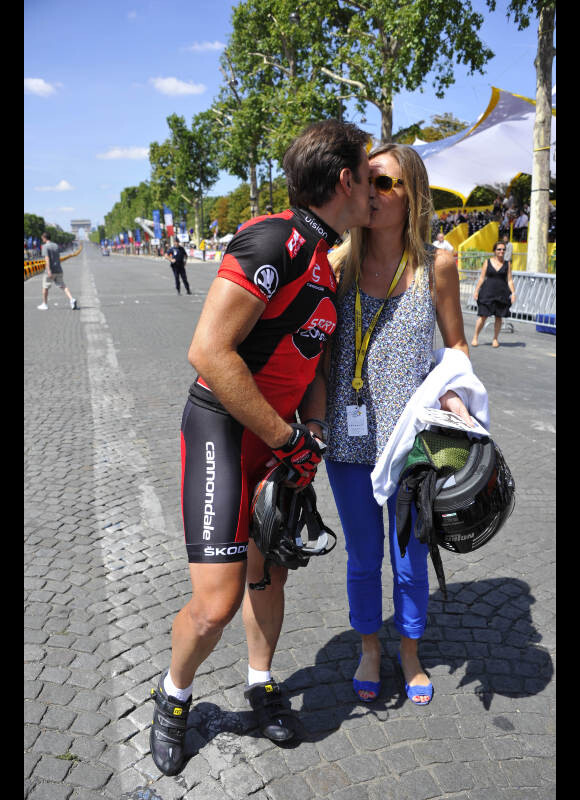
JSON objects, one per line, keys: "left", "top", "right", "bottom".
{"left": 506, "top": 261, "right": 516, "bottom": 304}
{"left": 434, "top": 250, "right": 469, "bottom": 358}
{"left": 472, "top": 261, "right": 488, "bottom": 300}
{"left": 433, "top": 251, "right": 473, "bottom": 425}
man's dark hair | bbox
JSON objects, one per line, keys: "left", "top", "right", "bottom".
{"left": 282, "top": 120, "right": 370, "bottom": 208}
{"left": 42, "top": 232, "right": 51, "bottom": 240}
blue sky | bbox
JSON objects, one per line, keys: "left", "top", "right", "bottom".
{"left": 24, "top": 0, "right": 555, "bottom": 233}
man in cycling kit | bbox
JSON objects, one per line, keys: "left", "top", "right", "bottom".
{"left": 150, "top": 120, "right": 375, "bottom": 776}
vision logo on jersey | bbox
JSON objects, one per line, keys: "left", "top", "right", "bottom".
{"left": 292, "top": 296, "right": 337, "bottom": 359}
{"left": 285, "top": 228, "right": 306, "bottom": 259}
{"left": 254, "top": 265, "right": 279, "bottom": 299}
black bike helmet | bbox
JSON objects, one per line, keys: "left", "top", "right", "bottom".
{"left": 249, "top": 463, "right": 337, "bottom": 590}
{"left": 396, "top": 427, "right": 515, "bottom": 598}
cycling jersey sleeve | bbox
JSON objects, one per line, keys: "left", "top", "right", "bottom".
{"left": 218, "top": 216, "right": 296, "bottom": 304}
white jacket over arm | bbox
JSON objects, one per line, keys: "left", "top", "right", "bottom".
{"left": 370, "top": 348, "right": 489, "bottom": 505}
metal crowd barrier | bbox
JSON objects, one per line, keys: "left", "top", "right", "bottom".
{"left": 23, "top": 244, "right": 83, "bottom": 281}
{"left": 459, "top": 269, "right": 556, "bottom": 332}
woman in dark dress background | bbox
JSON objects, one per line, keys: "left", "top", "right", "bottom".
{"left": 471, "top": 241, "right": 516, "bottom": 348}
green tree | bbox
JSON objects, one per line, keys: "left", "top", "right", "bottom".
{"left": 213, "top": 47, "right": 271, "bottom": 218}
{"left": 149, "top": 138, "right": 175, "bottom": 208}
{"left": 233, "top": 0, "right": 495, "bottom": 143}
{"left": 420, "top": 113, "right": 470, "bottom": 141}
{"left": 24, "top": 213, "right": 46, "bottom": 240}
{"left": 226, "top": 0, "right": 344, "bottom": 164}
{"left": 149, "top": 111, "right": 221, "bottom": 243}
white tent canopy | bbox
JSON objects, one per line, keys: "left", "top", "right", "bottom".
{"left": 410, "top": 87, "right": 556, "bottom": 204}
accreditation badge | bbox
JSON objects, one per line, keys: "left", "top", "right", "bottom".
{"left": 346, "top": 404, "right": 368, "bottom": 437}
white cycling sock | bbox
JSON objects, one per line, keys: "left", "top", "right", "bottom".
{"left": 248, "top": 666, "right": 271, "bottom": 686}
{"left": 163, "top": 671, "right": 193, "bottom": 703}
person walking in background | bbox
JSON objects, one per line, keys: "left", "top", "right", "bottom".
{"left": 471, "top": 241, "right": 516, "bottom": 348}
{"left": 165, "top": 240, "right": 192, "bottom": 295}
{"left": 37, "top": 232, "right": 77, "bottom": 311}
{"left": 307, "top": 143, "right": 472, "bottom": 706}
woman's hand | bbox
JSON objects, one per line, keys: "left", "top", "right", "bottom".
{"left": 438, "top": 390, "right": 474, "bottom": 427}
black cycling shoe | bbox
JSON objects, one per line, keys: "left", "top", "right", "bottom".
{"left": 244, "top": 680, "right": 296, "bottom": 742}
{"left": 149, "top": 673, "right": 192, "bottom": 776}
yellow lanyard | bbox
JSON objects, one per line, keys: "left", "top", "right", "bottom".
{"left": 352, "top": 250, "right": 408, "bottom": 396}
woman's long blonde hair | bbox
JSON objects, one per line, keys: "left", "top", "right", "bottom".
{"left": 330, "top": 143, "right": 434, "bottom": 300}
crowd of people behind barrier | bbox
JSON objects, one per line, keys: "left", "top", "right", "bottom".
{"left": 431, "top": 194, "right": 556, "bottom": 244}
{"left": 24, "top": 238, "right": 77, "bottom": 261}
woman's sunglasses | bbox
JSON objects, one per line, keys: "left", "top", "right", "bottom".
{"left": 368, "top": 174, "right": 404, "bottom": 195}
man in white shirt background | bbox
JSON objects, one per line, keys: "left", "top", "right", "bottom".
{"left": 433, "top": 232, "right": 455, "bottom": 254}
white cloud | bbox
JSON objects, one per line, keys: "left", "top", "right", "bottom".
{"left": 96, "top": 146, "right": 149, "bottom": 160}
{"left": 149, "top": 76, "right": 206, "bottom": 96}
{"left": 34, "top": 179, "right": 74, "bottom": 192}
{"left": 24, "top": 78, "right": 58, "bottom": 97}
{"left": 185, "top": 41, "right": 225, "bottom": 52}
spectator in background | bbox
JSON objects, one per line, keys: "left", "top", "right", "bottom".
{"left": 37, "top": 232, "right": 77, "bottom": 311}
{"left": 501, "top": 234, "right": 513, "bottom": 263}
{"left": 433, "top": 232, "right": 454, "bottom": 254}
{"left": 164, "top": 241, "right": 192, "bottom": 295}
{"left": 472, "top": 241, "right": 516, "bottom": 348}
{"left": 514, "top": 209, "right": 529, "bottom": 242}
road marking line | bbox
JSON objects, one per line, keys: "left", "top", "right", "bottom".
{"left": 79, "top": 251, "right": 167, "bottom": 575}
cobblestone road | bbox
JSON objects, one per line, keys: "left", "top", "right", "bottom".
{"left": 25, "top": 246, "right": 556, "bottom": 799}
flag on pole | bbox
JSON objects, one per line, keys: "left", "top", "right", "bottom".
{"left": 153, "top": 209, "right": 162, "bottom": 240}
{"left": 163, "top": 205, "right": 174, "bottom": 237}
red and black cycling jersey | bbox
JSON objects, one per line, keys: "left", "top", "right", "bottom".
{"left": 212, "top": 207, "right": 340, "bottom": 419}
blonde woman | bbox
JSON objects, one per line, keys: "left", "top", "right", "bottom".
{"left": 310, "top": 144, "right": 471, "bottom": 705}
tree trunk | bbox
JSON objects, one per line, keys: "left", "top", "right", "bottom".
{"left": 380, "top": 103, "right": 393, "bottom": 143}
{"left": 526, "top": 6, "right": 555, "bottom": 273}
{"left": 249, "top": 162, "right": 259, "bottom": 218}
{"left": 194, "top": 201, "right": 200, "bottom": 246}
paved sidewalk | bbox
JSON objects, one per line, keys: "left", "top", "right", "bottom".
{"left": 25, "top": 246, "right": 555, "bottom": 800}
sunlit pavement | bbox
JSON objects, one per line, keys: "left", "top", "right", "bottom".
{"left": 25, "top": 246, "right": 555, "bottom": 800}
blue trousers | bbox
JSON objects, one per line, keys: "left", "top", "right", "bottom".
{"left": 326, "top": 460, "right": 429, "bottom": 639}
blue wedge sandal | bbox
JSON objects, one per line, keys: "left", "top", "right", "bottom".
{"left": 353, "top": 654, "right": 381, "bottom": 702}
{"left": 397, "top": 652, "right": 433, "bottom": 706}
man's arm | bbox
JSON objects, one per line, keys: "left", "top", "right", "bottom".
{"left": 298, "top": 343, "right": 331, "bottom": 443}
{"left": 188, "top": 277, "right": 293, "bottom": 449}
